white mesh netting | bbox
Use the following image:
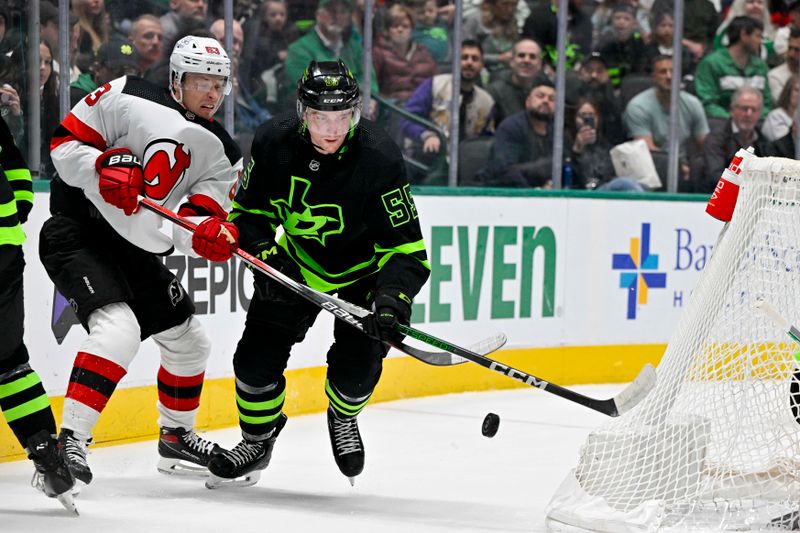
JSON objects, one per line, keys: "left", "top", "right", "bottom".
{"left": 545, "top": 156, "right": 800, "bottom": 532}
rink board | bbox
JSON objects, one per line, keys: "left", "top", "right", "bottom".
{"left": 1, "top": 189, "right": 718, "bottom": 460}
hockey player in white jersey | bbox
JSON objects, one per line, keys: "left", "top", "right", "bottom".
{"left": 39, "top": 35, "right": 243, "bottom": 487}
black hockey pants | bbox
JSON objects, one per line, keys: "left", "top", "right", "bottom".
{"left": 232, "top": 276, "right": 387, "bottom": 439}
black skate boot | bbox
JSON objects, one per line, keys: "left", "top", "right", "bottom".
{"left": 206, "top": 413, "right": 287, "bottom": 489}
{"left": 157, "top": 426, "right": 225, "bottom": 477}
{"left": 58, "top": 428, "right": 92, "bottom": 485}
{"left": 27, "top": 430, "right": 78, "bottom": 515}
{"left": 327, "top": 407, "right": 364, "bottom": 485}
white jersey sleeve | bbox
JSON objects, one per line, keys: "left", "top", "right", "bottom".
{"left": 51, "top": 77, "right": 131, "bottom": 208}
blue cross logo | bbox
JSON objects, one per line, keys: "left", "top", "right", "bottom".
{"left": 612, "top": 223, "right": 667, "bottom": 319}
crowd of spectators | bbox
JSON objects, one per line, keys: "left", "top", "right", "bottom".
{"left": 0, "top": 0, "right": 799, "bottom": 191}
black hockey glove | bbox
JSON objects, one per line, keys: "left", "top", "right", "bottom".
{"left": 249, "top": 240, "right": 303, "bottom": 301}
{"left": 362, "top": 289, "right": 412, "bottom": 344}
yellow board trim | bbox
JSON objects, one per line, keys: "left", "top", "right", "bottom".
{"left": 0, "top": 345, "right": 665, "bottom": 462}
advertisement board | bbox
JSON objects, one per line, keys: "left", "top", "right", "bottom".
{"left": 20, "top": 192, "right": 723, "bottom": 395}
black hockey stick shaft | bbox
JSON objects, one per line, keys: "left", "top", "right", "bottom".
{"left": 396, "top": 324, "right": 655, "bottom": 416}
{"left": 138, "top": 197, "right": 501, "bottom": 365}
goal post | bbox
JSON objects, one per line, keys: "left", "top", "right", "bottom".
{"left": 545, "top": 155, "right": 800, "bottom": 532}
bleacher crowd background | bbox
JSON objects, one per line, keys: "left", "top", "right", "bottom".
{"left": 1, "top": 0, "right": 795, "bottom": 191}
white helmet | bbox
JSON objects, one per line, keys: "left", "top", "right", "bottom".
{"left": 169, "top": 35, "right": 232, "bottom": 100}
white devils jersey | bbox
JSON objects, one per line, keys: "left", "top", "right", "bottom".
{"left": 51, "top": 75, "right": 243, "bottom": 254}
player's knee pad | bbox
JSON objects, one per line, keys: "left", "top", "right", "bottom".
{"left": 152, "top": 315, "right": 210, "bottom": 376}
{"left": 82, "top": 302, "right": 141, "bottom": 370}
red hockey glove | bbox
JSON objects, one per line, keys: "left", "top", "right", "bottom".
{"left": 96, "top": 148, "right": 144, "bottom": 216}
{"left": 192, "top": 216, "right": 239, "bottom": 262}
{"left": 362, "top": 289, "right": 412, "bottom": 343}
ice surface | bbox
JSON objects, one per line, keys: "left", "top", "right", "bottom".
{"left": 0, "top": 386, "right": 619, "bottom": 532}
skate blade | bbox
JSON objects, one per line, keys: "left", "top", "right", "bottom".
{"left": 157, "top": 457, "right": 210, "bottom": 478}
{"left": 57, "top": 491, "right": 79, "bottom": 516}
{"left": 205, "top": 470, "right": 261, "bottom": 489}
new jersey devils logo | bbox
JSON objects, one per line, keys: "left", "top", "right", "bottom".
{"left": 142, "top": 140, "right": 191, "bottom": 200}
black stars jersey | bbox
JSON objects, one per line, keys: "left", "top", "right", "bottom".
{"left": 231, "top": 110, "right": 429, "bottom": 296}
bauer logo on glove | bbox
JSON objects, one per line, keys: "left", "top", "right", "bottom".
{"left": 105, "top": 153, "right": 141, "bottom": 166}
{"left": 96, "top": 147, "right": 144, "bottom": 216}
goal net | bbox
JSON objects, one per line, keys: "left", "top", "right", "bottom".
{"left": 545, "top": 155, "right": 800, "bottom": 532}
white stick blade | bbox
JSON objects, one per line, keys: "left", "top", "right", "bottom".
{"left": 613, "top": 363, "right": 657, "bottom": 416}
{"left": 753, "top": 299, "right": 790, "bottom": 331}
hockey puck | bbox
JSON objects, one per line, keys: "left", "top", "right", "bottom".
{"left": 482, "top": 412, "right": 500, "bottom": 437}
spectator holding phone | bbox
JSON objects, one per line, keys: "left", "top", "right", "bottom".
{"left": 0, "top": 41, "right": 24, "bottom": 144}
{"left": 570, "top": 98, "right": 643, "bottom": 191}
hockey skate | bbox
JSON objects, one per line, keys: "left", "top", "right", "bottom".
{"left": 327, "top": 407, "right": 364, "bottom": 485}
{"left": 157, "top": 426, "right": 225, "bottom": 477}
{"left": 206, "top": 413, "right": 287, "bottom": 489}
{"left": 58, "top": 428, "right": 93, "bottom": 486}
{"left": 27, "top": 430, "right": 78, "bottom": 515}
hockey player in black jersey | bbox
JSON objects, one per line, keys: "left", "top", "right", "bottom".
{"left": 0, "top": 115, "right": 76, "bottom": 513}
{"left": 207, "top": 60, "right": 430, "bottom": 487}
{"left": 39, "top": 35, "right": 243, "bottom": 488}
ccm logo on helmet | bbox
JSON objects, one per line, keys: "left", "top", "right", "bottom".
{"left": 323, "top": 98, "right": 344, "bottom": 104}
{"left": 205, "top": 46, "right": 220, "bottom": 55}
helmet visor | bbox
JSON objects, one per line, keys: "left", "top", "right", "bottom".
{"left": 299, "top": 102, "right": 361, "bottom": 133}
{"left": 177, "top": 73, "right": 231, "bottom": 118}
{"left": 181, "top": 76, "right": 232, "bottom": 96}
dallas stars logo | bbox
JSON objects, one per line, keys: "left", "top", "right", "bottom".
{"left": 271, "top": 176, "right": 344, "bottom": 245}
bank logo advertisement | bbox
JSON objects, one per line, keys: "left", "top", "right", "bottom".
{"left": 612, "top": 223, "right": 667, "bottom": 319}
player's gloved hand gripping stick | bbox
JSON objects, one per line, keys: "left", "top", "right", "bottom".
{"left": 140, "top": 197, "right": 656, "bottom": 416}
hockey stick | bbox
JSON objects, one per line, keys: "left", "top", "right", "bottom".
{"left": 755, "top": 299, "right": 800, "bottom": 350}
{"left": 397, "top": 323, "right": 656, "bottom": 416}
{"left": 138, "top": 197, "right": 504, "bottom": 366}
{"left": 753, "top": 299, "right": 800, "bottom": 424}
{"left": 140, "top": 197, "right": 656, "bottom": 416}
